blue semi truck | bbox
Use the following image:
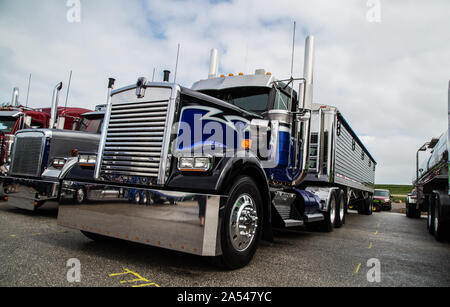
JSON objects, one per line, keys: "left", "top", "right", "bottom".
{"left": 55, "top": 36, "right": 376, "bottom": 269}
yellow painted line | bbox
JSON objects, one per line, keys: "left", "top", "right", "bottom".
{"left": 109, "top": 268, "right": 160, "bottom": 287}
{"left": 109, "top": 269, "right": 133, "bottom": 277}
{"left": 10, "top": 234, "right": 16, "bottom": 238}
{"left": 120, "top": 278, "right": 143, "bottom": 284}
{"left": 368, "top": 242, "right": 373, "bottom": 249}
{"left": 132, "top": 283, "right": 160, "bottom": 288}
{"left": 354, "top": 263, "right": 362, "bottom": 274}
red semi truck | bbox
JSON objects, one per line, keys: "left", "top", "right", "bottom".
{"left": 0, "top": 84, "right": 91, "bottom": 175}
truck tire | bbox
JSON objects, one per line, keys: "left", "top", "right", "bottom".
{"left": 320, "top": 190, "right": 337, "bottom": 232}
{"left": 428, "top": 196, "right": 435, "bottom": 235}
{"left": 406, "top": 202, "right": 412, "bottom": 218}
{"left": 361, "top": 196, "right": 373, "bottom": 215}
{"left": 217, "top": 176, "right": 262, "bottom": 270}
{"left": 334, "top": 190, "right": 346, "bottom": 228}
{"left": 357, "top": 199, "right": 365, "bottom": 215}
{"left": 433, "top": 194, "right": 446, "bottom": 241}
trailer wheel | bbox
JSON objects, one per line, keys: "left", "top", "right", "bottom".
{"left": 406, "top": 202, "right": 412, "bottom": 218}
{"left": 428, "top": 196, "right": 435, "bottom": 235}
{"left": 433, "top": 194, "right": 446, "bottom": 241}
{"left": 320, "top": 190, "right": 337, "bottom": 232}
{"left": 218, "top": 176, "right": 262, "bottom": 270}
{"left": 334, "top": 190, "right": 346, "bottom": 228}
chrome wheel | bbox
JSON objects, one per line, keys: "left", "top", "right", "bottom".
{"left": 135, "top": 193, "right": 140, "bottom": 204}
{"left": 339, "top": 198, "right": 345, "bottom": 222}
{"left": 76, "top": 188, "right": 85, "bottom": 204}
{"left": 229, "top": 194, "right": 258, "bottom": 252}
{"left": 434, "top": 203, "right": 439, "bottom": 234}
{"left": 330, "top": 197, "right": 336, "bottom": 224}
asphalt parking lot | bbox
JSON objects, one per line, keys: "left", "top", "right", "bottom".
{"left": 0, "top": 201, "right": 449, "bottom": 287}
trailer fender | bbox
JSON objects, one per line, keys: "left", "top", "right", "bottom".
{"left": 305, "top": 186, "right": 340, "bottom": 212}
{"left": 216, "top": 156, "right": 273, "bottom": 242}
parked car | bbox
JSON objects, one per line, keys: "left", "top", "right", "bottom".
{"left": 373, "top": 189, "right": 392, "bottom": 211}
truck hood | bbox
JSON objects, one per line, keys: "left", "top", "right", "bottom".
{"left": 16, "top": 128, "right": 100, "bottom": 160}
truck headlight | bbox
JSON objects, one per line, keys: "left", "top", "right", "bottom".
{"left": 79, "top": 155, "right": 97, "bottom": 167}
{"left": 52, "top": 158, "right": 67, "bottom": 168}
{"left": 178, "top": 157, "right": 212, "bottom": 172}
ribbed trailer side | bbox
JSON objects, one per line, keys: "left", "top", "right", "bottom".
{"left": 448, "top": 81, "right": 450, "bottom": 195}
{"left": 334, "top": 114, "right": 376, "bottom": 193}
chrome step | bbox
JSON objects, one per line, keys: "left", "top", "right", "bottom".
{"left": 273, "top": 204, "right": 291, "bottom": 220}
{"left": 304, "top": 213, "right": 324, "bottom": 223}
{"left": 284, "top": 219, "right": 304, "bottom": 227}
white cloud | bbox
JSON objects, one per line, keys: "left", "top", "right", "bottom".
{"left": 0, "top": 0, "right": 449, "bottom": 184}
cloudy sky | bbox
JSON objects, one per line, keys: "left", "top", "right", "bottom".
{"left": 0, "top": 0, "right": 449, "bottom": 184}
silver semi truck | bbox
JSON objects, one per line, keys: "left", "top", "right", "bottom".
{"left": 2, "top": 105, "right": 105, "bottom": 211}
{"left": 56, "top": 36, "right": 376, "bottom": 269}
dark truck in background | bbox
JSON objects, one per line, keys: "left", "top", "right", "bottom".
{"left": 408, "top": 81, "right": 450, "bottom": 241}
{"left": 2, "top": 105, "right": 105, "bottom": 211}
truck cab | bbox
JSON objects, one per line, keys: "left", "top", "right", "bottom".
{"left": 2, "top": 106, "right": 105, "bottom": 210}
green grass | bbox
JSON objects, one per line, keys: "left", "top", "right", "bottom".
{"left": 375, "top": 184, "right": 413, "bottom": 203}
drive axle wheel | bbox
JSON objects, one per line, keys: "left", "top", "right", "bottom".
{"left": 433, "top": 194, "right": 447, "bottom": 241}
{"left": 428, "top": 196, "right": 435, "bottom": 235}
{"left": 218, "top": 176, "right": 262, "bottom": 270}
{"left": 334, "top": 190, "right": 346, "bottom": 228}
{"left": 321, "top": 190, "right": 337, "bottom": 232}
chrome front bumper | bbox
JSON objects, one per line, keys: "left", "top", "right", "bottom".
{"left": 57, "top": 180, "right": 224, "bottom": 257}
{"left": 2, "top": 177, "right": 60, "bottom": 211}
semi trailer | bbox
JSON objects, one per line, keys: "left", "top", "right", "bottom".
{"left": 2, "top": 105, "right": 105, "bottom": 211}
{"left": 408, "top": 82, "right": 450, "bottom": 241}
{"left": 56, "top": 36, "right": 376, "bottom": 269}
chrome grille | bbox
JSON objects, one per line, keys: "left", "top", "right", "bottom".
{"left": 100, "top": 100, "right": 169, "bottom": 178}
{"left": 11, "top": 134, "right": 44, "bottom": 177}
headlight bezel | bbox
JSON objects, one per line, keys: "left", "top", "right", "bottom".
{"left": 52, "top": 158, "right": 67, "bottom": 168}
{"left": 78, "top": 154, "right": 97, "bottom": 167}
{"left": 178, "top": 156, "right": 213, "bottom": 172}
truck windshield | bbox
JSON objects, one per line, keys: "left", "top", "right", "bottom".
{"left": 201, "top": 87, "right": 270, "bottom": 115}
{"left": 374, "top": 190, "right": 390, "bottom": 197}
{"left": 79, "top": 118, "right": 103, "bottom": 134}
{"left": 0, "top": 118, "right": 17, "bottom": 133}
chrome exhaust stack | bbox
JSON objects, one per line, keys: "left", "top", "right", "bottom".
{"left": 292, "top": 35, "right": 315, "bottom": 186}
{"left": 302, "top": 35, "right": 315, "bottom": 111}
{"left": 94, "top": 78, "right": 116, "bottom": 180}
{"left": 11, "top": 88, "right": 19, "bottom": 107}
{"left": 208, "top": 48, "right": 219, "bottom": 79}
{"left": 49, "top": 82, "right": 63, "bottom": 129}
